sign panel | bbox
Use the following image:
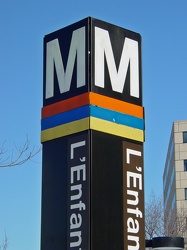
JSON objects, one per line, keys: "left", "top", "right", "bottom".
{"left": 91, "top": 131, "right": 124, "bottom": 249}
{"left": 41, "top": 17, "right": 145, "bottom": 250}
{"left": 41, "top": 137, "right": 68, "bottom": 250}
{"left": 123, "top": 141, "right": 144, "bottom": 250}
{"left": 91, "top": 132, "right": 145, "bottom": 250}
{"left": 41, "top": 131, "right": 90, "bottom": 250}
{"left": 67, "top": 133, "right": 90, "bottom": 250}
{"left": 43, "top": 17, "right": 142, "bottom": 107}
{"left": 91, "top": 18, "right": 142, "bottom": 106}
{"left": 43, "top": 18, "right": 89, "bottom": 106}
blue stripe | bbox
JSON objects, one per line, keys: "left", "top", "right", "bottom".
{"left": 90, "top": 105, "right": 144, "bottom": 130}
{"left": 41, "top": 105, "right": 89, "bottom": 130}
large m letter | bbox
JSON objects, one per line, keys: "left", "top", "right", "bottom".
{"left": 95, "top": 27, "right": 139, "bottom": 97}
{"left": 45, "top": 27, "right": 85, "bottom": 99}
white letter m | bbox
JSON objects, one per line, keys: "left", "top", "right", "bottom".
{"left": 95, "top": 27, "right": 139, "bottom": 97}
{"left": 45, "top": 27, "right": 85, "bottom": 99}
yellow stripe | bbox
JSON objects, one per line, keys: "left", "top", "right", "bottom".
{"left": 41, "top": 118, "right": 89, "bottom": 142}
{"left": 90, "top": 117, "right": 144, "bottom": 142}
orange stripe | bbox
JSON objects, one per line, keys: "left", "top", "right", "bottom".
{"left": 89, "top": 92, "right": 144, "bottom": 118}
{"left": 42, "top": 93, "right": 90, "bottom": 118}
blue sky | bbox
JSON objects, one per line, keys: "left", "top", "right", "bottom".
{"left": 1, "top": 1, "right": 187, "bottom": 249}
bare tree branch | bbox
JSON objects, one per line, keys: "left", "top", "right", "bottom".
{"left": 0, "top": 136, "right": 41, "bottom": 168}
{"left": 0, "top": 231, "right": 8, "bottom": 250}
{"left": 145, "top": 190, "right": 164, "bottom": 239}
{"left": 165, "top": 201, "right": 187, "bottom": 244}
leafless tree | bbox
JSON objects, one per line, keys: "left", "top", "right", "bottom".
{"left": 0, "top": 136, "right": 41, "bottom": 248}
{"left": 165, "top": 201, "right": 187, "bottom": 244}
{"left": 0, "top": 232, "right": 8, "bottom": 250}
{"left": 145, "top": 190, "right": 165, "bottom": 239}
{"left": 176, "top": 202, "right": 187, "bottom": 238}
{"left": 164, "top": 206, "right": 177, "bottom": 236}
{"left": 0, "top": 136, "right": 41, "bottom": 168}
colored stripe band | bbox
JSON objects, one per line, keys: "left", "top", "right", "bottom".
{"left": 41, "top": 105, "right": 144, "bottom": 131}
{"left": 90, "top": 106, "right": 144, "bottom": 130}
{"left": 41, "top": 117, "right": 144, "bottom": 143}
{"left": 42, "top": 93, "right": 89, "bottom": 119}
{"left": 89, "top": 92, "right": 143, "bottom": 119}
{"left": 41, "top": 105, "right": 89, "bottom": 130}
{"left": 42, "top": 92, "right": 144, "bottom": 119}
{"left": 41, "top": 118, "right": 90, "bottom": 142}
{"left": 90, "top": 117, "right": 144, "bottom": 142}
{"left": 41, "top": 92, "right": 145, "bottom": 142}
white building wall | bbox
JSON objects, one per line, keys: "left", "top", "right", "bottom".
{"left": 164, "top": 121, "right": 187, "bottom": 249}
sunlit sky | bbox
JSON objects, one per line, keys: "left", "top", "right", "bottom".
{"left": 1, "top": 1, "right": 187, "bottom": 249}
